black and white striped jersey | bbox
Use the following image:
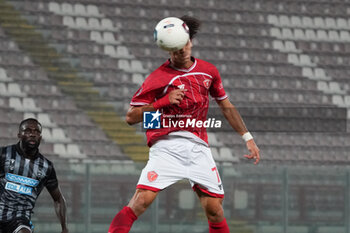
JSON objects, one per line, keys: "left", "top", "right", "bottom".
{"left": 0, "top": 143, "right": 58, "bottom": 221}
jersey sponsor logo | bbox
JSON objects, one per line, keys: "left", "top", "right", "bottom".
{"left": 6, "top": 173, "right": 39, "bottom": 187}
{"left": 5, "top": 181, "right": 33, "bottom": 195}
{"left": 147, "top": 171, "right": 158, "bottom": 182}
{"left": 203, "top": 79, "right": 211, "bottom": 89}
{"left": 143, "top": 110, "right": 161, "bottom": 129}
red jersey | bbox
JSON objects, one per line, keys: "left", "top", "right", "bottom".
{"left": 130, "top": 58, "right": 227, "bottom": 147}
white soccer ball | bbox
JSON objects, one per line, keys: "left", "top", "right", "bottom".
{"left": 154, "top": 17, "right": 190, "bottom": 52}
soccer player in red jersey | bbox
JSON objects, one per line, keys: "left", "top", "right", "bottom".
{"left": 108, "top": 16, "right": 260, "bottom": 233}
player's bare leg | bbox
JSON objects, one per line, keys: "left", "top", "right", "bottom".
{"left": 196, "top": 189, "right": 230, "bottom": 233}
{"left": 127, "top": 189, "right": 158, "bottom": 216}
{"left": 108, "top": 189, "right": 158, "bottom": 233}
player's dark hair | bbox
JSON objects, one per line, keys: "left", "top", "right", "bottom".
{"left": 181, "top": 15, "right": 201, "bottom": 39}
{"left": 19, "top": 118, "right": 42, "bottom": 132}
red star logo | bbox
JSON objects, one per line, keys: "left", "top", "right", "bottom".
{"left": 203, "top": 79, "right": 211, "bottom": 89}
{"left": 147, "top": 171, "right": 158, "bottom": 182}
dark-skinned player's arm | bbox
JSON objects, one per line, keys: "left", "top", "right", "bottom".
{"left": 216, "top": 98, "right": 260, "bottom": 164}
{"left": 49, "top": 186, "right": 69, "bottom": 233}
{"left": 126, "top": 89, "right": 186, "bottom": 125}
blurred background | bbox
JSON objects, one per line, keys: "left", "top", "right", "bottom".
{"left": 0, "top": 0, "right": 349, "bottom": 232}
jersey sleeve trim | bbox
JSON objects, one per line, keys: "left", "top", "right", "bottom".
{"left": 130, "top": 101, "right": 150, "bottom": 106}
{"left": 214, "top": 95, "right": 228, "bottom": 101}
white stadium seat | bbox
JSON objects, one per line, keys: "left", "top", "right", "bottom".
{"left": 76, "top": 17, "right": 88, "bottom": 29}
{"left": 87, "top": 5, "right": 102, "bottom": 17}
{"left": 88, "top": 17, "right": 100, "bottom": 29}
{"left": 74, "top": 4, "right": 86, "bottom": 16}
{"left": 61, "top": 3, "right": 73, "bottom": 15}
{"left": 48, "top": 2, "right": 60, "bottom": 14}
{"left": 63, "top": 16, "right": 75, "bottom": 27}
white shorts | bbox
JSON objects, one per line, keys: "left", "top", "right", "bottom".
{"left": 137, "top": 135, "right": 224, "bottom": 197}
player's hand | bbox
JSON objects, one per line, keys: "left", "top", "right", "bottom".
{"left": 244, "top": 139, "right": 260, "bottom": 165}
{"left": 169, "top": 89, "right": 187, "bottom": 105}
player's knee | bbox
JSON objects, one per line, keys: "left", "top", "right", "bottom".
{"left": 205, "top": 206, "right": 224, "bottom": 223}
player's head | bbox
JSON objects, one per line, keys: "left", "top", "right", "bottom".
{"left": 18, "top": 118, "right": 42, "bottom": 150}
{"left": 167, "top": 16, "right": 200, "bottom": 67}
{"left": 180, "top": 15, "right": 201, "bottom": 40}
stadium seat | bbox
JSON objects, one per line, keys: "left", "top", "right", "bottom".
{"left": 314, "top": 17, "right": 325, "bottom": 29}
{"left": 9, "top": 97, "right": 41, "bottom": 112}
{"left": 332, "top": 95, "right": 345, "bottom": 107}
{"left": 267, "top": 15, "right": 278, "bottom": 25}
{"left": 52, "top": 128, "right": 71, "bottom": 142}
{"left": 67, "top": 144, "right": 86, "bottom": 158}
{"left": 76, "top": 17, "right": 88, "bottom": 29}
{"left": 7, "top": 83, "right": 24, "bottom": 97}
{"left": 210, "top": 147, "right": 220, "bottom": 160}
{"left": 294, "top": 28, "right": 305, "bottom": 40}
{"left": 88, "top": 17, "right": 100, "bottom": 30}
{"left": 344, "top": 96, "right": 350, "bottom": 106}
{"left": 317, "top": 30, "right": 328, "bottom": 41}
{"left": 279, "top": 15, "right": 290, "bottom": 27}
{"left": 87, "top": 5, "right": 102, "bottom": 17}
{"left": 130, "top": 60, "right": 148, "bottom": 73}
{"left": 220, "top": 147, "right": 239, "bottom": 162}
{"left": 325, "top": 17, "right": 336, "bottom": 29}
{"left": 340, "top": 31, "right": 350, "bottom": 42}
{"left": 305, "top": 29, "right": 317, "bottom": 40}
{"left": 302, "top": 16, "right": 314, "bottom": 28}
{"left": 329, "top": 82, "right": 345, "bottom": 94}
{"left": 329, "top": 30, "right": 340, "bottom": 41}
{"left": 118, "top": 59, "right": 131, "bottom": 72}
{"left": 337, "top": 18, "right": 348, "bottom": 29}
{"left": 48, "top": 2, "right": 60, "bottom": 14}
{"left": 317, "top": 81, "right": 329, "bottom": 93}
{"left": 103, "top": 32, "right": 118, "bottom": 44}
{"left": 131, "top": 73, "right": 144, "bottom": 85}
{"left": 54, "top": 143, "right": 86, "bottom": 158}
{"left": 25, "top": 113, "right": 56, "bottom": 127}
{"left": 207, "top": 133, "right": 223, "bottom": 146}
{"left": 101, "top": 18, "right": 116, "bottom": 31}
{"left": 61, "top": 3, "right": 74, "bottom": 15}
{"left": 90, "top": 31, "right": 103, "bottom": 43}
{"left": 63, "top": 16, "right": 76, "bottom": 28}
{"left": 291, "top": 16, "right": 302, "bottom": 27}
{"left": 285, "top": 41, "right": 298, "bottom": 52}
{"left": 0, "top": 68, "right": 11, "bottom": 81}
{"left": 74, "top": 4, "right": 86, "bottom": 16}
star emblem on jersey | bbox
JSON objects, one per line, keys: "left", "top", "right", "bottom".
{"left": 147, "top": 171, "right": 158, "bottom": 182}
{"left": 203, "top": 79, "right": 211, "bottom": 89}
{"left": 143, "top": 110, "right": 161, "bottom": 129}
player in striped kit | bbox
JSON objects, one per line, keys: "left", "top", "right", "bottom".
{"left": 0, "top": 118, "right": 68, "bottom": 233}
{"left": 109, "top": 16, "right": 260, "bottom": 233}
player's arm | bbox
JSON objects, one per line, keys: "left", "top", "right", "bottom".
{"left": 49, "top": 186, "right": 69, "bottom": 233}
{"left": 216, "top": 98, "right": 260, "bottom": 164}
{"left": 126, "top": 89, "right": 186, "bottom": 125}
